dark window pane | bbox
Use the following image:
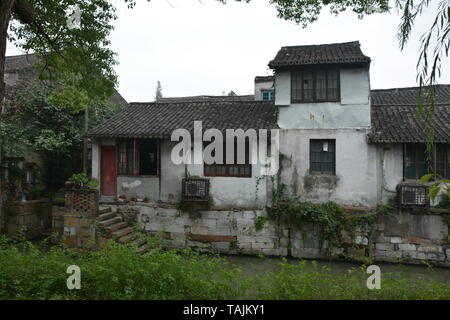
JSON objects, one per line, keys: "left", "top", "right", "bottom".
{"left": 310, "top": 139, "right": 335, "bottom": 174}
{"left": 316, "top": 71, "right": 326, "bottom": 100}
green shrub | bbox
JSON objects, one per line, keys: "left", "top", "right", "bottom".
{"left": 0, "top": 236, "right": 448, "bottom": 300}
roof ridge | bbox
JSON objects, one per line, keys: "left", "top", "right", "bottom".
{"left": 281, "top": 41, "right": 360, "bottom": 49}
{"left": 129, "top": 100, "right": 273, "bottom": 105}
{"left": 371, "top": 103, "right": 450, "bottom": 106}
{"left": 5, "top": 53, "right": 37, "bottom": 58}
{"left": 370, "top": 84, "right": 450, "bottom": 92}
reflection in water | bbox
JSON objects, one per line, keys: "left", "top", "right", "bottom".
{"left": 224, "top": 255, "right": 450, "bottom": 285}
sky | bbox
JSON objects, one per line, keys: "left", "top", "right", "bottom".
{"left": 6, "top": 0, "right": 450, "bottom": 103}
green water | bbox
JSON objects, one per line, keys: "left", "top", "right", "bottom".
{"left": 224, "top": 255, "right": 450, "bottom": 285}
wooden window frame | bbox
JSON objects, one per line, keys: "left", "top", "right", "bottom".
{"left": 117, "top": 138, "right": 160, "bottom": 177}
{"left": 203, "top": 140, "right": 252, "bottom": 178}
{"left": 291, "top": 68, "right": 340, "bottom": 103}
{"left": 403, "top": 143, "right": 450, "bottom": 180}
{"left": 309, "top": 139, "right": 336, "bottom": 175}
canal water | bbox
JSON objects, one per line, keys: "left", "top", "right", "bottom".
{"left": 224, "top": 255, "right": 450, "bottom": 285}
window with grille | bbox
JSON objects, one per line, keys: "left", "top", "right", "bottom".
{"left": 117, "top": 139, "right": 159, "bottom": 176}
{"left": 291, "top": 69, "right": 340, "bottom": 103}
{"left": 262, "top": 90, "right": 273, "bottom": 101}
{"left": 204, "top": 139, "right": 252, "bottom": 178}
{"left": 310, "top": 139, "right": 336, "bottom": 174}
{"left": 404, "top": 143, "right": 450, "bottom": 180}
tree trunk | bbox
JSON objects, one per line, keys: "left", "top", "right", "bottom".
{"left": 0, "top": 0, "right": 16, "bottom": 109}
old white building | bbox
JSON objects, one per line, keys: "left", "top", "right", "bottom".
{"left": 89, "top": 41, "right": 450, "bottom": 208}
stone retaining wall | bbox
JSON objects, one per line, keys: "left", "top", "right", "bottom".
{"left": 2, "top": 199, "right": 52, "bottom": 239}
{"left": 101, "top": 203, "right": 450, "bottom": 267}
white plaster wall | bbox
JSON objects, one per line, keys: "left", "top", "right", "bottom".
{"left": 279, "top": 128, "right": 379, "bottom": 206}
{"left": 254, "top": 80, "right": 274, "bottom": 100}
{"left": 117, "top": 176, "right": 159, "bottom": 200}
{"left": 186, "top": 160, "right": 269, "bottom": 208}
{"left": 376, "top": 144, "right": 403, "bottom": 203}
{"left": 340, "top": 68, "right": 370, "bottom": 105}
{"left": 91, "top": 139, "right": 100, "bottom": 181}
{"left": 160, "top": 140, "right": 186, "bottom": 202}
{"left": 274, "top": 70, "right": 290, "bottom": 105}
{"left": 92, "top": 138, "right": 270, "bottom": 206}
{"left": 275, "top": 68, "right": 371, "bottom": 129}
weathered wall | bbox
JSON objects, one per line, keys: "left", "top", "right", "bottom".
{"left": 278, "top": 128, "right": 380, "bottom": 207}
{"left": 102, "top": 203, "right": 450, "bottom": 267}
{"left": 275, "top": 68, "right": 371, "bottom": 129}
{"left": 375, "top": 143, "right": 403, "bottom": 204}
{"left": 92, "top": 139, "right": 271, "bottom": 207}
{"left": 2, "top": 199, "right": 52, "bottom": 239}
{"left": 254, "top": 79, "right": 274, "bottom": 101}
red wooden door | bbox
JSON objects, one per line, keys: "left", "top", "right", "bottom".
{"left": 101, "top": 146, "right": 117, "bottom": 196}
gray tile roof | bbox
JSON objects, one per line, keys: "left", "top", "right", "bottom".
{"left": 88, "top": 101, "right": 278, "bottom": 138}
{"left": 368, "top": 85, "right": 450, "bottom": 143}
{"left": 158, "top": 95, "right": 255, "bottom": 103}
{"left": 5, "top": 53, "right": 39, "bottom": 72}
{"left": 4, "top": 53, "right": 128, "bottom": 108}
{"left": 255, "top": 76, "right": 274, "bottom": 83}
{"left": 269, "top": 41, "right": 371, "bottom": 69}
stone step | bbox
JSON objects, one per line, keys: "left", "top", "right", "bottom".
{"left": 98, "top": 211, "right": 116, "bottom": 221}
{"left": 99, "top": 206, "right": 112, "bottom": 214}
{"left": 111, "top": 227, "right": 134, "bottom": 239}
{"left": 98, "top": 216, "right": 121, "bottom": 227}
{"left": 129, "top": 237, "right": 147, "bottom": 248}
{"left": 118, "top": 232, "right": 139, "bottom": 244}
{"left": 136, "top": 245, "right": 148, "bottom": 254}
{"left": 106, "top": 222, "right": 128, "bottom": 232}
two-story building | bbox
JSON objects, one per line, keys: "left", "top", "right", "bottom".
{"left": 89, "top": 41, "right": 450, "bottom": 208}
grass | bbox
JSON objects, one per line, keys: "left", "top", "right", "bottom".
{"left": 0, "top": 235, "right": 449, "bottom": 300}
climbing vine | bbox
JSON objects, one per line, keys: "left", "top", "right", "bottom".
{"left": 263, "top": 183, "right": 396, "bottom": 250}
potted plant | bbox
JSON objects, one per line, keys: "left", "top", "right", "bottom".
{"left": 69, "top": 173, "right": 98, "bottom": 190}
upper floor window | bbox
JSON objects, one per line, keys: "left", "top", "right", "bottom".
{"left": 404, "top": 143, "right": 450, "bottom": 180}
{"left": 291, "top": 69, "right": 340, "bottom": 103}
{"left": 262, "top": 90, "right": 273, "bottom": 101}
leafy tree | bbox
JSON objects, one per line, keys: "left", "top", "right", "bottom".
{"left": 0, "top": 80, "right": 121, "bottom": 190}
{"left": 154, "top": 80, "right": 163, "bottom": 102}
{"left": 0, "top": 0, "right": 142, "bottom": 110}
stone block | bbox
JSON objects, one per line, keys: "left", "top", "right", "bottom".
{"left": 390, "top": 237, "right": 402, "bottom": 244}
{"left": 375, "top": 243, "right": 391, "bottom": 251}
{"left": 384, "top": 250, "right": 402, "bottom": 258}
{"left": 79, "top": 218, "right": 93, "bottom": 228}
{"left": 426, "top": 253, "right": 445, "bottom": 261}
{"left": 165, "top": 224, "right": 186, "bottom": 234}
{"left": 252, "top": 241, "right": 274, "bottom": 250}
{"left": 354, "top": 236, "right": 368, "bottom": 245}
{"left": 190, "top": 225, "right": 209, "bottom": 234}
{"left": 209, "top": 227, "right": 233, "bottom": 236}
{"left": 417, "top": 245, "right": 442, "bottom": 253}
{"left": 292, "top": 248, "right": 320, "bottom": 259}
{"left": 64, "top": 235, "right": 78, "bottom": 248}
{"left": 398, "top": 244, "right": 416, "bottom": 251}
